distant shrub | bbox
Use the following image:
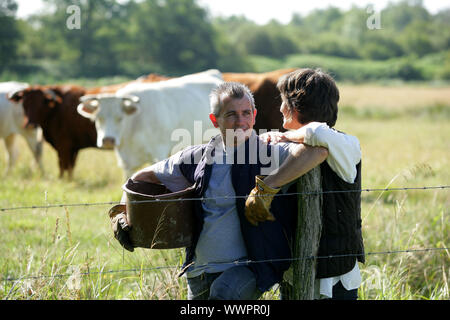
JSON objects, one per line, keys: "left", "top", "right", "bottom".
{"left": 249, "top": 53, "right": 440, "bottom": 82}
{"left": 391, "top": 58, "right": 424, "bottom": 80}
{"left": 303, "top": 34, "right": 360, "bottom": 59}
{"left": 239, "top": 26, "right": 298, "bottom": 58}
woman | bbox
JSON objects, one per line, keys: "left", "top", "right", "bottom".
{"left": 246, "top": 68, "right": 365, "bottom": 300}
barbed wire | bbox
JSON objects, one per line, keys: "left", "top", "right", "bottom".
{"left": 1, "top": 186, "right": 447, "bottom": 284}
{"left": 1, "top": 185, "right": 449, "bottom": 213}
{"left": 1, "top": 247, "right": 448, "bottom": 283}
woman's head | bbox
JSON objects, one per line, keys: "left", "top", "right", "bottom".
{"left": 277, "top": 68, "right": 339, "bottom": 128}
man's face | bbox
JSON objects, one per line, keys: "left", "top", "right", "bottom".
{"left": 210, "top": 95, "right": 256, "bottom": 146}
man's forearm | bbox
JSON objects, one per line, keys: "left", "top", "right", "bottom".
{"left": 264, "top": 144, "right": 328, "bottom": 188}
{"left": 119, "top": 167, "right": 161, "bottom": 204}
{"left": 130, "top": 167, "right": 161, "bottom": 184}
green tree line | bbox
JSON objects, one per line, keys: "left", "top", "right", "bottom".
{"left": 1, "top": 0, "right": 449, "bottom": 82}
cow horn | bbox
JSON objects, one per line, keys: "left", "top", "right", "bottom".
{"left": 79, "top": 94, "right": 100, "bottom": 102}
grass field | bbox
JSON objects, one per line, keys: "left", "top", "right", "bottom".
{"left": 0, "top": 83, "right": 448, "bottom": 300}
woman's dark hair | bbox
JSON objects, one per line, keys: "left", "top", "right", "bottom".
{"left": 277, "top": 68, "right": 339, "bottom": 127}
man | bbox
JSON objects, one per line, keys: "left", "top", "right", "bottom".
{"left": 245, "top": 68, "right": 364, "bottom": 300}
{"left": 111, "top": 82, "right": 328, "bottom": 299}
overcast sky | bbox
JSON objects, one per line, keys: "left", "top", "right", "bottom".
{"left": 15, "top": 0, "right": 450, "bottom": 24}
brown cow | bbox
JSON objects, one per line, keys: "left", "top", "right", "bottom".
{"left": 223, "top": 68, "right": 296, "bottom": 132}
{"left": 8, "top": 85, "right": 97, "bottom": 179}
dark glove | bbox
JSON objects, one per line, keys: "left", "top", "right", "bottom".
{"left": 245, "top": 175, "right": 280, "bottom": 226}
{"left": 109, "top": 204, "right": 134, "bottom": 252}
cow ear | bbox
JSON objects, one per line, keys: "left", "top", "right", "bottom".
{"left": 77, "top": 98, "right": 99, "bottom": 119}
{"left": 122, "top": 96, "right": 139, "bottom": 115}
{"left": 122, "top": 100, "right": 138, "bottom": 115}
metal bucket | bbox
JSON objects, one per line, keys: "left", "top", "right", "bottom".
{"left": 121, "top": 179, "right": 195, "bottom": 249}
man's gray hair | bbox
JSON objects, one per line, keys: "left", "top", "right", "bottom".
{"left": 209, "top": 82, "right": 255, "bottom": 116}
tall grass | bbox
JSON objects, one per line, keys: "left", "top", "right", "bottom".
{"left": 0, "top": 84, "right": 448, "bottom": 300}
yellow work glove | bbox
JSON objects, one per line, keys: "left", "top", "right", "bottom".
{"left": 245, "top": 175, "right": 280, "bottom": 226}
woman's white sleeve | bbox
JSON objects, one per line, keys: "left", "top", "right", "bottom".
{"left": 303, "top": 122, "right": 361, "bottom": 183}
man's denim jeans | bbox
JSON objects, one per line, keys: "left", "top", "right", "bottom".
{"left": 187, "top": 266, "right": 262, "bottom": 300}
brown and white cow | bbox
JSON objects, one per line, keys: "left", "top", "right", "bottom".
{"left": 8, "top": 85, "right": 97, "bottom": 179}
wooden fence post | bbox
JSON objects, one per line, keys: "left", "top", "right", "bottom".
{"left": 281, "top": 166, "right": 322, "bottom": 300}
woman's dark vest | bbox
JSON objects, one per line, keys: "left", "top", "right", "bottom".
{"left": 316, "top": 160, "right": 365, "bottom": 278}
{"left": 177, "top": 136, "right": 298, "bottom": 292}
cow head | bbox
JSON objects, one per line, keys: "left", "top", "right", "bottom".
{"left": 8, "top": 87, "right": 63, "bottom": 129}
{"left": 77, "top": 94, "right": 140, "bottom": 149}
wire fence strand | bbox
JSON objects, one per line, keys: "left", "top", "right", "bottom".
{"left": 1, "top": 247, "right": 448, "bottom": 283}
{"left": 1, "top": 186, "right": 448, "bottom": 285}
{"left": 1, "top": 185, "right": 449, "bottom": 213}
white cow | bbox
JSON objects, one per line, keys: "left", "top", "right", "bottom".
{"left": 0, "top": 82, "right": 43, "bottom": 173}
{"left": 77, "top": 70, "right": 223, "bottom": 177}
